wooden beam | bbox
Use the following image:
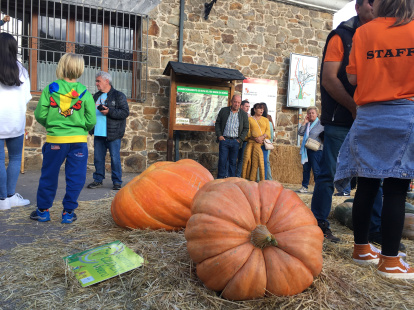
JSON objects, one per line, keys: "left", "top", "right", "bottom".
{"left": 102, "top": 23, "right": 109, "bottom": 72}
{"left": 30, "top": 12, "right": 38, "bottom": 91}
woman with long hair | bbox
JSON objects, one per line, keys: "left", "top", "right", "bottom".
{"left": 0, "top": 33, "right": 32, "bottom": 210}
{"left": 241, "top": 102, "right": 270, "bottom": 181}
{"left": 334, "top": 0, "right": 414, "bottom": 279}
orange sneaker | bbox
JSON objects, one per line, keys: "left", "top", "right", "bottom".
{"left": 352, "top": 243, "right": 380, "bottom": 265}
{"left": 377, "top": 254, "right": 414, "bottom": 280}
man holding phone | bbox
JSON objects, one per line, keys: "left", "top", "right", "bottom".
{"left": 87, "top": 71, "right": 129, "bottom": 190}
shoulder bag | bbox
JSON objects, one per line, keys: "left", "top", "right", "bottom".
{"left": 254, "top": 118, "right": 274, "bottom": 150}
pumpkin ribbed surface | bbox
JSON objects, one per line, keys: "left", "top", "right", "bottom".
{"left": 111, "top": 159, "right": 213, "bottom": 230}
{"left": 185, "top": 179, "right": 324, "bottom": 300}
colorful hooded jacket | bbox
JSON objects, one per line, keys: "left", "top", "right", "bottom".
{"left": 35, "top": 79, "right": 96, "bottom": 143}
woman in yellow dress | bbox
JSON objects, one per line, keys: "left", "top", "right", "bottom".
{"left": 241, "top": 103, "right": 271, "bottom": 181}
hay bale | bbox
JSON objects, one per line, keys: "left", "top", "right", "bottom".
{"left": 269, "top": 144, "right": 314, "bottom": 184}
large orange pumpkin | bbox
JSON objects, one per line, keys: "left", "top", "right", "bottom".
{"left": 185, "top": 179, "right": 324, "bottom": 300}
{"left": 111, "top": 159, "right": 214, "bottom": 230}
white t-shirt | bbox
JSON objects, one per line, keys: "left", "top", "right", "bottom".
{"left": 0, "top": 62, "right": 32, "bottom": 139}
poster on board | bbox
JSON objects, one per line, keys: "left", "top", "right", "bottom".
{"left": 175, "top": 86, "right": 229, "bottom": 126}
{"left": 241, "top": 78, "right": 278, "bottom": 126}
{"left": 287, "top": 53, "right": 319, "bottom": 108}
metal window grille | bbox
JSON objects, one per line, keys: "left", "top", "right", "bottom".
{"left": 0, "top": 0, "right": 148, "bottom": 101}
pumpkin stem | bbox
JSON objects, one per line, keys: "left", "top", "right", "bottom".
{"left": 251, "top": 225, "right": 278, "bottom": 249}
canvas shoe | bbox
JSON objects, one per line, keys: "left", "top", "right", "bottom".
{"left": 334, "top": 192, "right": 351, "bottom": 196}
{"left": 299, "top": 186, "right": 308, "bottom": 193}
{"left": 0, "top": 198, "right": 11, "bottom": 210}
{"left": 30, "top": 209, "right": 50, "bottom": 222}
{"left": 113, "top": 184, "right": 122, "bottom": 190}
{"left": 61, "top": 211, "right": 77, "bottom": 224}
{"left": 352, "top": 243, "right": 380, "bottom": 265}
{"left": 377, "top": 253, "right": 414, "bottom": 280}
{"left": 8, "top": 193, "right": 30, "bottom": 207}
{"left": 87, "top": 181, "right": 103, "bottom": 189}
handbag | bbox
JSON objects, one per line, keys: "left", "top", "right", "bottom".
{"left": 263, "top": 138, "right": 274, "bottom": 150}
{"left": 305, "top": 137, "right": 321, "bottom": 151}
{"left": 254, "top": 118, "right": 274, "bottom": 150}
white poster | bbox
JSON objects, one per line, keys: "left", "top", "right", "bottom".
{"left": 287, "top": 53, "right": 319, "bottom": 108}
{"left": 242, "top": 78, "right": 278, "bottom": 125}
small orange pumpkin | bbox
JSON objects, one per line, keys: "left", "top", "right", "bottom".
{"left": 185, "top": 179, "right": 323, "bottom": 300}
{"left": 111, "top": 159, "right": 214, "bottom": 230}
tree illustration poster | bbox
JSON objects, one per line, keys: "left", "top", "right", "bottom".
{"left": 64, "top": 241, "right": 144, "bottom": 287}
{"left": 287, "top": 53, "right": 319, "bottom": 108}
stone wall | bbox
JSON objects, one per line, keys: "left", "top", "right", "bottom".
{"left": 21, "top": 0, "right": 334, "bottom": 176}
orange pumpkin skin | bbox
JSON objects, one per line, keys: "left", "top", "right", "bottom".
{"left": 185, "top": 179, "right": 324, "bottom": 300}
{"left": 111, "top": 159, "right": 214, "bottom": 230}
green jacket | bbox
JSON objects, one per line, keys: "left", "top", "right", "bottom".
{"left": 35, "top": 79, "right": 96, "bottom": 143}
{"left": 215, "top": 106, "right": 249, "bottom": 146}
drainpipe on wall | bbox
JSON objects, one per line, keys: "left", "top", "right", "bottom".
{"left": 174, "top": 0, "right": 185, "bottom": 161}
{"left": 178, "top": 0, "right": 185, "bottom": 62}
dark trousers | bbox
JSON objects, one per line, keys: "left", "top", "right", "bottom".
{"left": 93, "top": 136, "right": 122, "bottom": 185}
{"left": 353, "top": 177, "right": 409, "bottom": 256}
{"left": 37, "top": 143, "right": 88, "bottom": 211}
{"left": 217, "top": 139, "right": 239, "bottom": 179}
{"left": 302, "top": 149, "right": 322, "bottom": 188}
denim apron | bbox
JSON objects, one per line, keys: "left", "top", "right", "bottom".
{"left": 334, "top": 99, "right": 414, "bottom": 192}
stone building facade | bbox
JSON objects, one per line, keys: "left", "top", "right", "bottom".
{"left": 21, "top": 0, "right": 336, "bottom": 175}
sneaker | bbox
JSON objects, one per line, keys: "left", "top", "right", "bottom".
{"left": 353, "top": 243, "right": 380, "bottom": 265}
{"left": 8, "top": 193, "right": 30, "bottom": 207}
{"left": 87, "top": 181, "right": 103, "bottom": 189}
{"left": 299, "top": 186, "right": 308, "bottom": 193}
{"left": 368, "top": 232, "right": 406, "bottom": 252}
{"left": 377, "top": 253, "right": 414, "bottom": 279}
{"left": 61, "top": 211, "right": 77, "bottom": 224}
{"left": 318, "top": 221, "right": 340, "bottom": 243}
{"left": 113, "top": 184, "right": 122, "bottom": 190}
{"left": 334, "top": 192, "right": 350, "bottom": 196}
{"left": 0, "top": 198, "right": 11, "bottom": 210}
{"left": 30, "top": 209, "right": 50, "bottom": 222}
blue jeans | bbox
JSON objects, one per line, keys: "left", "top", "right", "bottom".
{"left": 302, "top": 149, "right": 322, "bottom": 188}
{"left": 37, "top": 143, "right": 88, "bottom": 211}
{"left": 93, "top": 136, "right": 122, "bottom": 185}
{"left": 261, "top": 145, "right": 269, "bottom": 180}
{"left": 227, "top": 141, "right": 247, "bottom": 178}
{"left": 218, "top": 139, "right": 239, "bottom": 179}
{"left": 266, "top": 148, "right": 272, "bottom": 180}
{"left": 0, "top": 134, "right": 24, "bottom": 199}
{"left": 311, "top": 125, "right": 382, "bottom": 228}
{"left": 370, "top": 185, "right": 382, "bottom": 234}
{"left": 311, "top": 125, "right": 350, "bottom": 224}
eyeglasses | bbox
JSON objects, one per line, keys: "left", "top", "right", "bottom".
{"left": 368, "top": 0, "right": 374, "bottom": 6}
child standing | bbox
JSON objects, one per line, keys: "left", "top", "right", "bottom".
{"left": 30, "top": 53, "right": 96, "bottom": 223}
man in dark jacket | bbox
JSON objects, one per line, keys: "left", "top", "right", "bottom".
{"left": 311, "top": 0, "right": 374, "bottom": 242}
{"left": 215, "top": 95, "right": 249, "bottom": 179}
{"left": 87, "top": 71, "right": 129, "bottom": 190}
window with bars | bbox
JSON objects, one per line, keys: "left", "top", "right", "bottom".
{"left": 0, "top": 0, "right": 148, "bottom": 101}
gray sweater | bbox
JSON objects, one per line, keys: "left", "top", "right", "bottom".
{"left": 298, "top": 119, "right": 324, "bottom": 151}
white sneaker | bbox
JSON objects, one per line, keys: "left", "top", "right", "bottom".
{"left": 8, "top": 193, "right": 30, "bottom": 207}
{"left": 299, "top": 186, "right": 308, "bottom": 193}
{"left": 0, "top": 198, "right": 11, "bottom": 210}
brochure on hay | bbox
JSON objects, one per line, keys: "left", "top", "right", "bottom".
{"left": 64, "top": 241, "right": 144, "bottom": 287}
